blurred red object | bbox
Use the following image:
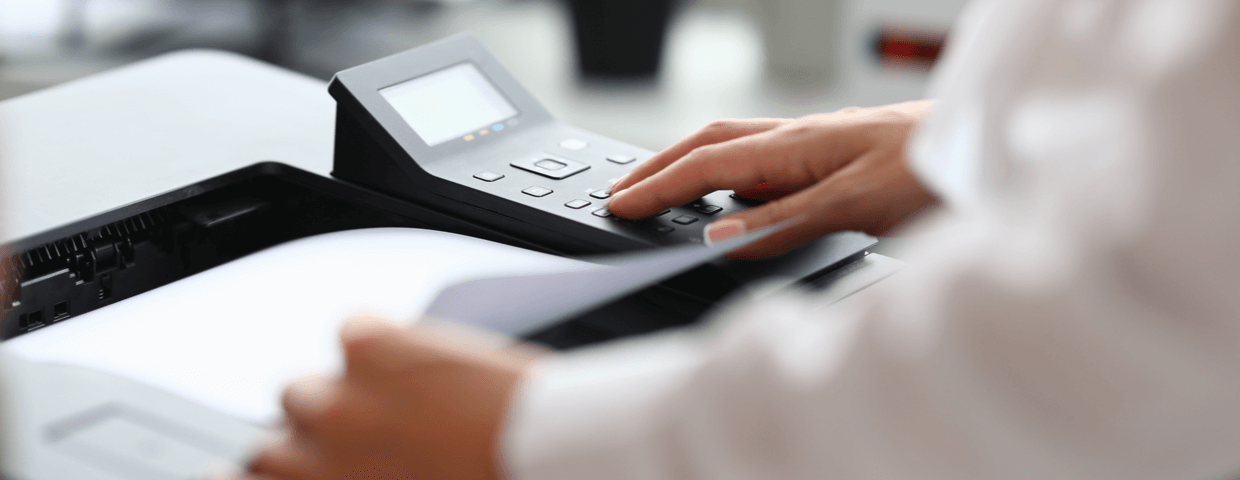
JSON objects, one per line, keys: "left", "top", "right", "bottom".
{"left": 874, "top": 27, "right": 948, "bottom": 70}
{"left": 733, "top": 182, "right": 797, "bottom": 201}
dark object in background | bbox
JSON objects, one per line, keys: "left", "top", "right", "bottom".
{"left": 567, "top": 0, "right": 676, "bottom": 76}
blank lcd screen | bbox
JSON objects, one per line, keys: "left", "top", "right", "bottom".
{"left": 380, "top": 63, "right": 518, "bottom": 147}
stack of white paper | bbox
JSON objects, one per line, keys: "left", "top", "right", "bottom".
{"left": 3, "top": 225, "right": 780, "bottom": 426}
{"left": 2, "top": 228, "right": 590, "bottom": 424}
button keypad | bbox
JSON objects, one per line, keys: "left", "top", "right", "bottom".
{"left": 526, "top": 139, "right": 730, "bottom": 244}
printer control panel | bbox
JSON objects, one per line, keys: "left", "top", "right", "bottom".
{"left": 329, "top": 33, "right": 758, "bottom": 253}
{"left": 441, "top": 129, "right": 755, "bottom": 248}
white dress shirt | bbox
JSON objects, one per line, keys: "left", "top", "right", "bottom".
{"left": 506, "top": 1, "right": 1240, "bottom": 478}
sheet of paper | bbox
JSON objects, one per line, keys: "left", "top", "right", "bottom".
{"left": 2, "top": 228, "right": 589, "bottom": 424}
{"left": 3, "top": 225, "right": 781, "bottom": 425}
{"left": 426, "top": 225, "right": 783, "bottom": 335}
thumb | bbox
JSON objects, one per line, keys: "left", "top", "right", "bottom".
{"left": 340, "top": 316, "right": 422, "bottom": 382}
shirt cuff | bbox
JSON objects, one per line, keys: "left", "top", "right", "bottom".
{"left": 502, "top": 332, "right": 704, "bottom": 480}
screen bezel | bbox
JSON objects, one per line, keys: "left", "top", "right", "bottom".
{"left": 331, "top": 34, "right": 555, "bottom": 166}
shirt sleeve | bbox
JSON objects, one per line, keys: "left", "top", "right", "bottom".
{"left": 504, "top": 1, "right": 1240, "bottom": 479}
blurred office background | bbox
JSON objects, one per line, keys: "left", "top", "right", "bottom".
{"left": 0, "top": 0, "right": 967, "bottom": 150}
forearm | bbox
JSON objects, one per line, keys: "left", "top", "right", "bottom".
{"left": 503, "top": 214, "right": 1240, "bottom": 480}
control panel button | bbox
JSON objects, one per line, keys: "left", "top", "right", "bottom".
{"left": 512, "top": 155, "right": 590, "bottom": 180}
{"left": 729, "top": 193, "right": 765, "bottom": 205}
{"left": 655, "top": 226, "right": 675, "bottom": 234}
{"left": 523, "top": 186, "right": 553, "bottom": 197}
{"left": 559, "top": 139, "right": 589, "bottom": 150}
{"left": 592, "top": 208, "right": 613, "bottom": 218}
{"left": 534, "top": 159, "right": 567, "bottom": 171}
{"left": 473, "top": 171, "right": 504, "bottom": 182}
{"left": 565, "top": 199, "right": 591, "bottom": 209}
{"left": 672, "top": 215, "right": 699, "bottom": 225}
{"left": 657, "top": 209, "right": 671, "bottom": 216}
{"left": 606, "top": 155, "right": 636, "bottom": 165}
{"left": 696, "top": 205, "right": 723, "bottom": 215}
{"left": 589, "top": 190, "right": 611, "bottom": 199}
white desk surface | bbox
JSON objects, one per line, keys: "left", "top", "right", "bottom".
{"left": 0, "top": 50, "right": 336, "bottom": 243}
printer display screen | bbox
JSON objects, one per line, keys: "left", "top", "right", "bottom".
{"left": 380, "top": 63, "right": 518, "bottom": 147}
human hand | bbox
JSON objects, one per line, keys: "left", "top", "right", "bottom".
{"left": 607, "top": 101, "right": 938, "bottom": 259}
{"left": 241, "top": 317, "right": 541, "bottom": 480}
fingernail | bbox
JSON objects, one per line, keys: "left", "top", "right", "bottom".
{"left": 704, "top": 218, "right": 746, "bottom": 246}
{"left": 606, "top": 175, "right": 628, "bottom": 194}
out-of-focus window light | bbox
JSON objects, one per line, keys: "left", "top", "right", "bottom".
{"left": 0, "top": 1, "right": 64, "bottom": 54}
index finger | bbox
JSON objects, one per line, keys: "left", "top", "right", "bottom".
{"left": 608, "top": 126, "right": 823, "bottom": 218}
{"left": 609, "top": 118, "right": 789, "bottom": 194}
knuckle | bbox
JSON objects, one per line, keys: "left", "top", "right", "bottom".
{"left": 704, "top": 118, "right": 740, "bottom": 131}
{"left": 864, "top": 108, "right": 920, "bottom": 132}
{"left": 780, "top": 121, "right": 819, "bottom": 139}
{"left": 699, "top": 118, "right": 747, "bottom": 141}
{"left": 683, "top": 144, "right": 719, "bottom": 165}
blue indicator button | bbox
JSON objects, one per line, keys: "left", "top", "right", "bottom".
{"left": 493, "top": 124, "right": 505, "bottom": 131}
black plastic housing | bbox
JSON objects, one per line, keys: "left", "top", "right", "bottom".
{"left": 327, "top": 34, "right": 875, "bottom": 255}
{"left": 0, "top": 163, "right": 868, "bottom": 351}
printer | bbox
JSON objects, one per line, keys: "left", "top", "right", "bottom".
{"left": 1, "top": 34, "right": 876, "bottom": 350}
{"left": 0, "top": 34, "right": 879, "bottom": 479}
